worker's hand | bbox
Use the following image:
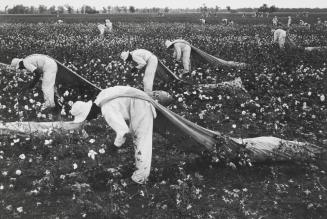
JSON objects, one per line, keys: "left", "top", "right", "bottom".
{"left": 130, "top": 67, "right": 138, "bottom": 73}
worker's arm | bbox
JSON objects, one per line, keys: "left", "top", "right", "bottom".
{"left": 102, "top": 105, "right": 130, "bottom": 147}
{"left": 132, "top": 55, "right": 147, "bottom": 69}
{"left": 174, "top": 45, "right": 182, "bottom": 61}
{"left": 28, "top": 69, "right": 42, "bottom": 89}
{"left": 23, "top": 61, "right": 37, "bottom": 73}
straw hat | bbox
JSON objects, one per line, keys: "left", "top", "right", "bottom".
{"left": 165, "top": 40, "right": 173, "bottom": 49}
{"left": 10, "top": 58, "right": 23, "bottom": 69}
{"left": 70, "top": 101, "right": 93, "bottom": 123}
{"left": 120, "top": 51, "right": 130, "bottom": 61}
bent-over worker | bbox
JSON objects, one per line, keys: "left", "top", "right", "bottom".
{"left": 165, "top": 39, "right": 191, "bottom": 75}
{"left": 272, "top": 29, "right": 296, "bottom": 49}
{"left": 70, "top": 86, "right": 157, "bottom": 184}
{"left": 10, "top": 54, "right": 61, "bottom": 114}
{"left": 120, "top": 49, "right": 158, "bottom": 92}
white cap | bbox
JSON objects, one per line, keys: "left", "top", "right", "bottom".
{"left": 70, "top": 101, "right": 93, "bottom": 123}
{"left": 10, "top": 58, "right": 23, "bottom": 69}
{"left": 120, "top": 51, "right": 130, "bottom": 61}
{"left": 165, "top": 40, "right": 173, "bottom": 48}
{"left": 105, "top": 19, "right": 111, "bottom": 23}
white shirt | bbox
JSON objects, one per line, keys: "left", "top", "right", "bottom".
{"left": 273, "top": 29, "right": 287, "bottom": 42}
{"left": 130, "top": 49, "right": 154, "bottom": 69}
{"left": 94, "top": 86, "right": 156, "bottom": 147}
{"left": 23, "top": 54, "right": 55, "bottom": 72}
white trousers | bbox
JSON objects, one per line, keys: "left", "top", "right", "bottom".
{"left": 42, "top": 61, "right": 58, "bottom": 108}
{"left": 143, "top": 55, "right": 158, "bottom": 92}
{"left": 129, "top": 99, "right": 154, "bottom": 184}
{"left": 181, "top": 45, "right": 191, "bottom": 73}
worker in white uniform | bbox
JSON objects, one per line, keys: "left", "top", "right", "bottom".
{"left": 273, "top": 29, "right": 294, "bottom": 49}
{"left": 272, "top": 16, "right": 278, "bottom": 26}
{"left": 287, "top": 16, "right": 292, "bottom": 27}
{"left": 120, "top": 49, "right": 158, "bottom": 93}
{"left": 165, "top": 40, "right": 192, "bottom": 76}
{"left": 10, "top": 54, "right": 60, "bottom": 114}
{"left": 98, "top": 19, "right": 113, "bottom": 36}
{"left": 70, "top": 86, "right": 157, "bottom": 184}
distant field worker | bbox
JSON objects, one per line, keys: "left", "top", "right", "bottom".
{"left": 272, "top": 16, "right": 278, "bottom": 26}
{"left": 120, "top": 49, "right": 158, "bottom": 92}
{"left": 71, "top": 86, "right": 157, "bottom": 184}
{"left": 272, "top": 29, "right": 296, "bottom": 49}
{"left": 200, "top": 18, "right": 206, "bottom": 25}
{"left": 287, "top": 16, "right": 292, "bottom": 27}
{"left": 98, "top": 19, "right": 113, "bottom": 36}
{"left": 165, "top": 40, "right": 191, "bottom": 75}
{"left": 10, "top": 54, "right": 60, "bottom": 112}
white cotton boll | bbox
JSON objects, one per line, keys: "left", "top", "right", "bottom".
{"left": 15, "top": 170, "right": 22, "bottom": 175}
{"left": 73, "top": 163, "right": 78, "bottom": 169}
{"left": 19, "top": 154, "right": 26, "bottom": 160}
{"left": 44, "top": 139, "right": 53, "bottom": 145}
{"left": 320, "top": 94, "right": 325, "bottom": 102}
{"left": 88, "top": 150, "right": 98, "bottom": 160}
{"left": 16, "top": 207, "right": 23, "bottom": 213}
{"left": 99, "top": 148, "right": 105, "bottom": 154}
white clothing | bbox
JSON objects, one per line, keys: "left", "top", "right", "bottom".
{"left": 23, "top": 54, "right": 58, "bottom": 108}
{"left": 273, "top": 29, "right": 287, "bottom": 49}
{"left": 172, "top": 41, "right": 191, "bottom": 73}
{"left": 130, "top": 49, "right": 158, "bottom": 92}
{"left": 98, "top": 22, "right": 112, "bottom": 35}
{"left": 94, "top": 86, "right": 157, "bottom": 184}
{"left": 98, "top": 24, "right": 106, "bottom": 35}
{"left": 272, "top": 17, "right": 278, "bottom": 26}
{"left": 105, "top": 21, "right": 113, "bottom": 31}
{"left": 287, "top": 17, "right": 292, "bottom": 27}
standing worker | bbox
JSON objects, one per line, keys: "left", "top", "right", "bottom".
{"left": 120, "top": 49, "right": 158, "bottom": 93}
{"left": 10, "top": 54, "right": 61, "bottom": 115}
{"left": 272, "top": 16, "right": 278, "bottom": 26}
{"left": 70, "top": 86, "right": 157, "bottom": 184}
{"left": 287, "top": 16, "right": 292, "bottom": 27}
{"left": 165, "top": 40, "right": 192, "bottom": 76}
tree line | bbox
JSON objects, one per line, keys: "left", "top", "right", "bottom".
{"left": 2, "top": 5, "right": 170, "bottom": 14}
{"left": 2, "top": 4, "right": 327, "bottom": 15}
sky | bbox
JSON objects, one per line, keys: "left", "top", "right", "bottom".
{"left": 1, "top": 0, "right": 327, "bottom": 10}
